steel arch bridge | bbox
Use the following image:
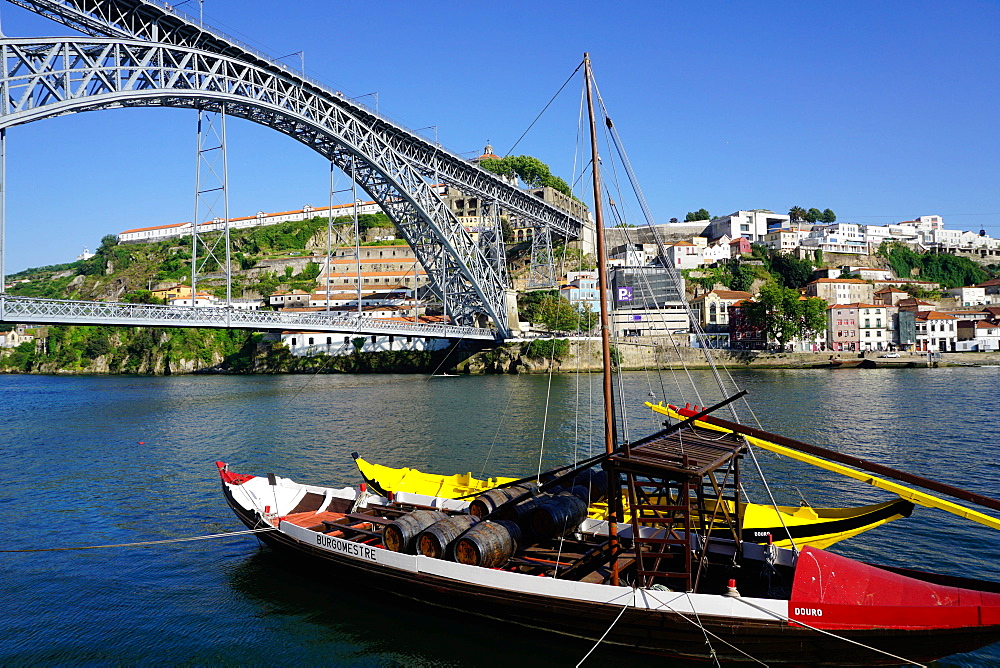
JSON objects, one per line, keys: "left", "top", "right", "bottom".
{"left": 0, "top": 36, "right": 514, "bottom": 333}
{"left": 0, "top": 1, "right": 589, "bottom": 339}
{"left": 2, "top": 0, "right": 582, "bottom": 240}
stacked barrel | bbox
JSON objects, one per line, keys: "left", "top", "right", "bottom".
{"left": 381, "top": 469, "right": 608, "bottom": 569}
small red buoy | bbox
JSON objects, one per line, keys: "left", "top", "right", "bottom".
{"left": 360, "top": 482, "right": 367, "bottom": 493}
{"left": 138, "top": 441, "right": 145, "bottom": 445}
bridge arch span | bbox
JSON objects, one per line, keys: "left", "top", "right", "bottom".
{"left": 0, "top": 37, "right": 509, "bottom": 335}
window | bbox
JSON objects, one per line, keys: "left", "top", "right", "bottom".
{"left": 308, "top": 337, "right": 314, "bottom": 345}
{"left": 291, "top": 337, "right": 297, "bottom": 346}
{"left": 326, "top": 337, "right": 332, "bottom": 345}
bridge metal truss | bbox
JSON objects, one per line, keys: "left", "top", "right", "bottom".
{"left": 5, "top": 1, "right": 584, "bottom": 235}
{"left": 0, "top": 295, "right": 496, "bottom": 340}
{"left": 0, "top": 37, "right": 512, "bottom": 333}
{"left": 4, "top": 2, "right": 588, "bottom": 320}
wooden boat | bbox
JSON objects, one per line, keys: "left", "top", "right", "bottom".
{"left": 217, "top": 55, "right": 1000, "bottom": 663}
{"left": 352, "top": 455, "right": 914, "bottom": 549}
{"left": 216, "top": 442, "right": 1000, "bottom": 664}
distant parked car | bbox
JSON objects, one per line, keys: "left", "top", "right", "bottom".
{"left": 879, "top": 352, "right": 901, "bottom": 358}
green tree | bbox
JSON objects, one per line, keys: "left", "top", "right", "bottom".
{"left": 535, "top": 295, "right": 593, "bottom": 332}
{"left": 797, "top": 296, "right": 829, "bottom": 342}
{"left": 525, "top": 338, "right": 570, "bottom": 360}
{"left": 729, "top": 261, "right": 756, "bottom": 293}
{"left": 478, "top": 155, "right": 574, "bottom": 198}
{"left": 767, "top": 251, "right": 815, "bottom": 289}
{"left": 820, "top": 208, "right": 837, "bottom": 223}
{"left": 788, "top": 206, "right": 807, "bottom": 222}
{"left": 120, "top": 289, "right": 160, "bottom": 304}
{"left": 744, "top": 283, "right": 825, "bottom": 349}
{"left": 804, "top": 208, "right": 823, "bottom": 223}
{"left": 685, "top": 209, "right": 711, "bottom": 222}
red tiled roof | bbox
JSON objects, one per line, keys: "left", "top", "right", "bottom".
{"left": 916, "top": 311, "right": 953, "bottom": 321}
{"left": 120, "top": 222, "right": 189, "bottom": 234}
{"left": 809, "top": 278, "right": 869, "bottom": 285}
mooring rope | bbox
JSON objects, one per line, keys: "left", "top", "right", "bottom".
{"left": 0, "top": 527, "right": 277, "bottom": 553}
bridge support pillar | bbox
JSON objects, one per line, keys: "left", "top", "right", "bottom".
{"left": 504, "top": 289, "right": 522, "bottom": 336}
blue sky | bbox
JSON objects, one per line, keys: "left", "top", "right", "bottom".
{"left": 2, "top": 0, "right": 998, "bottom": 273}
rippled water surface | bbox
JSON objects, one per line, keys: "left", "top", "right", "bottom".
{"left": 1, "top": 368, "right": 998, "bottom": 665}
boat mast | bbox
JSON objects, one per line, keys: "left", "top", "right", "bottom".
{"left": 584, "top": 52, "right": 620, "bottom": 586}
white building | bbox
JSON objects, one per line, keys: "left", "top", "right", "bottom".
{"left": 947, "top": 286, "right": 988, "bottom": 306}
{"left": 843, "top": 266, "right": 893, "bottom": 281}
{"left": 800, "top": 223, "right": 868, "bottom": 254}
{"left": 281, "top": 331, "right": 451, "bottom": 357}
{"left": 118, "top": 199, "right": 386, "bottom": 243}
{"left": 168, "top": 292, "right": 217, "bottom": 307}
{"left": 955, "top": 321, "right": 1000, "bottom": 352}
{"left": 705, "top": 210, "right": 790, "bottom": 243}
{"left": 915, "top": 311, "right": 958, "bottom": 352}
{"left": 664, "top": 241, "right": 702, "bottom": 269}
{"left": 761, "top": 228, "right": 809, "bottom": 253}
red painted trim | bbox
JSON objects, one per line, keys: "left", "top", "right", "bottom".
{"left": 215, "top": 461, "right": 255, "bottom": 486}
{"left": 790, "top": 546, "right": 1000, "bottom": 630}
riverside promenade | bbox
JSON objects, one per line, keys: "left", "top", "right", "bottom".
{"left": 465, "top": 339, "right": 1000, "bottom": 373}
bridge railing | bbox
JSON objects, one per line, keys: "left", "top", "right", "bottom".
{"left": 0, "top": 296, "right": 497, "bottom": 340}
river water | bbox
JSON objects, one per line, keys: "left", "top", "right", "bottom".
{"left": 2, "top": 367, "right": 999, "bottom": 666}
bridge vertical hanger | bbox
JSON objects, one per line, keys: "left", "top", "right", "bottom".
{"left": 527, "top": 225, "right": 556, "bottom": 290}
{"left": 0, "top": 128, "right": 5, "bottom": 297}
{"left": 326, "top": 161, "right": 334, "bottom": 313}
{"left": 480, "top": 199, "right": 509, "bottom": 288}
{"left": 190, "top": 107, "right": 232, "bottom": 307}
{"left": 353, "top": 161, "right": 361, "bottom": 317}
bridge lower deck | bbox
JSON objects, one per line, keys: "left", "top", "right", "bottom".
{"left": 0, "top": 296, "right": 498, "bottom": 340}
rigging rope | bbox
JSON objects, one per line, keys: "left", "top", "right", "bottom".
{"left": 589, "top": 70, "right": 802, "bottom": 547}
{"left": 0, "top": 527, "right": 277, "bottom": 553}
{"left": 504, "top": 61, "right": 583, "bottom": 158}
{"left": 575, "top": 589, "right": 635, "bottom": 667}
{"left": 734, "top": 596, "right": 927, "bottom": 667}
{"left": 642, "top": 589, "right": 768, "bottom": 666}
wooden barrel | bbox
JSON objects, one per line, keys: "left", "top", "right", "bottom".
{"left": 494, "top": 519, "right": 525, "bottom": 551}
{"left": 453, "top": 521, "right": 517, "bottom": 568}
{"left": 493, "top": 493, "right": 551, "bottom": 523}
{"left": 469, "top": 483, "right": 538, "bottom": 518}
{"left": 568, "top": 469, "right": 609, "bottom": 502}
{"left": 416, "top": 515, "right": 480, "bottom": 559}
{"left": 383, "top": 509, "right": 447, "bottom": 553}
{"left": 529, "top": 492, "right": 589, "bottom": 539}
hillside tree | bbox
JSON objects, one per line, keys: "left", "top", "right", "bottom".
{"left": 685, "top": 209, "right": 711, "bottom": 222}
{"left": 744, "top": 283, "right": 826, "bottom": 348}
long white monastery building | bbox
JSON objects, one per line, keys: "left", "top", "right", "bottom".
{"left": 118, "top": 200, "right": 386, "bottom": 243}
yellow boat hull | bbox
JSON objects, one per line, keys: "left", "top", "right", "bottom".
{"left": 353, "top": 456, "right": 913, "bottom": 549}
